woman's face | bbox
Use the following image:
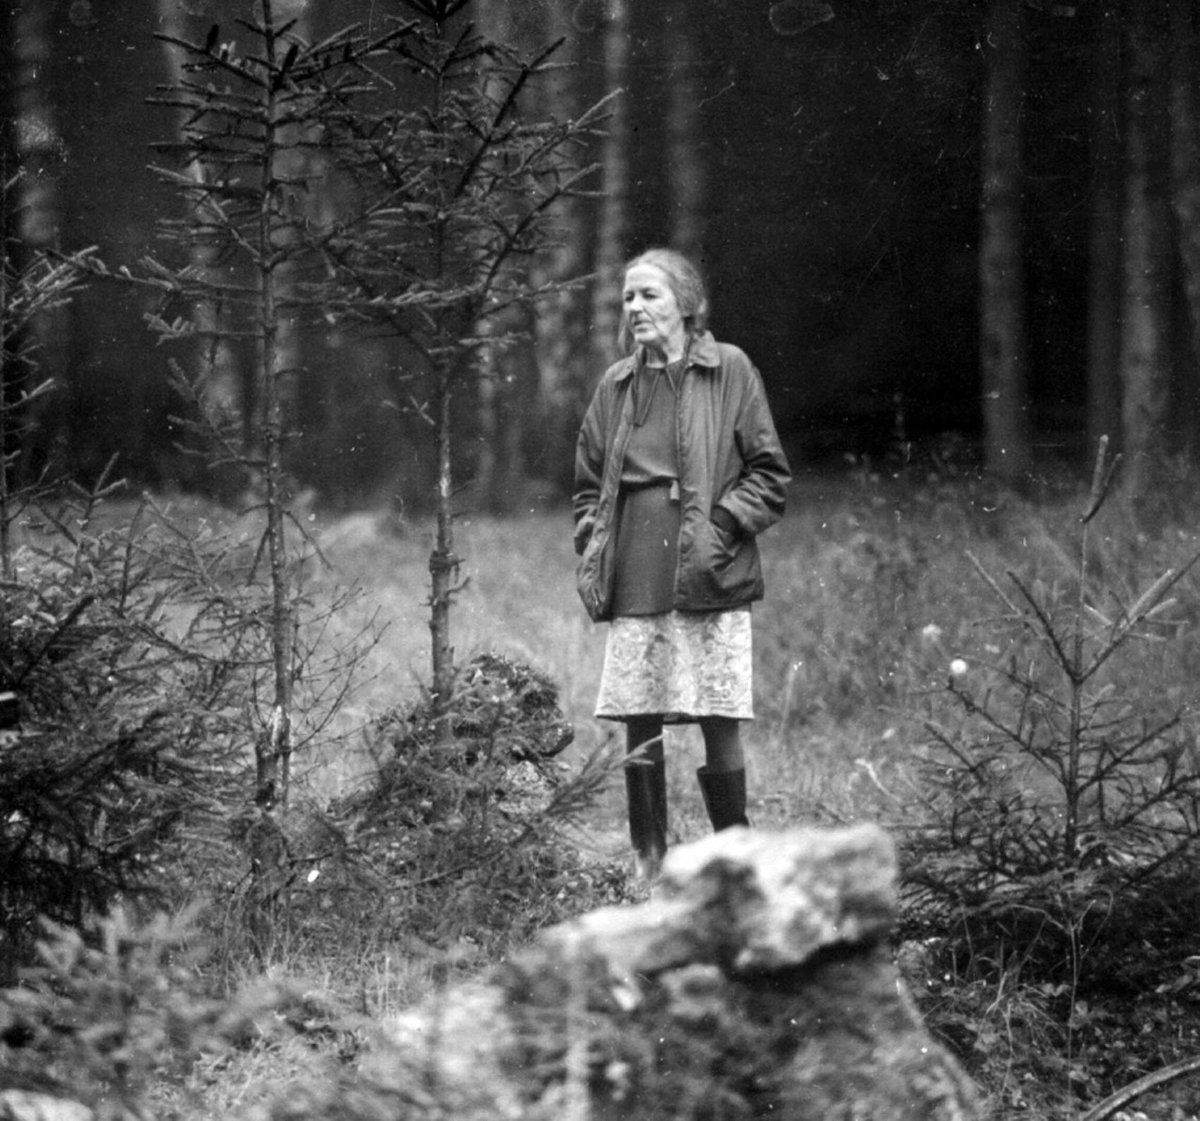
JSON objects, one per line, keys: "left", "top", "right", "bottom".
{"left": 623, "top": 264, "right": 686, "bottom": 360}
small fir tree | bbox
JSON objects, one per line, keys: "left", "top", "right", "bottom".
{"left": 906, "top": 438, "right": 1200, "bottom": 986}
{"left": 138, "top": 0, "right": 604, "bottom": 739}
{"left": 0, "top": 164, "right": 93, "bottom": 574}
{"left": 305, "top": 2, "right": 606, "bottom": 720}
{"left": 135, "top": 2, "right": 408, "bottom": 808}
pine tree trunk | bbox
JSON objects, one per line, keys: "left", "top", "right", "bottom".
{"left": 429, "top": 361, "right": 459, "bottom": 723}
{"left": 531, "top": 3, "right": 592, "bottom": 496}
{"left": 7, "top": 0, "right": 68, "bottom": 485}
{"left": 1120, "top": 0, "right": 1174, "bottom": 508}
{"left": 267, "top": 0, "right": 312, "bottom": 475}
{"left": 1086, "top": 1, "right": 1124, "bottom": 462}
{"left": 425, "top": 12, "right": 462, "bottom": 726}
{"left": 1168, "top": 0, "right": 1200, "bottom": 447}
{"left": 979, "top": 0, "right": 1033, "bottom": 484}
{"left": 1, "top": 1, "right": 24, "bottom": 561}
{"left": 590, "top": 0, "right": 631, "bottom": 369}
{"left": 473, "top": 1, "right": 515, "bottom": 513}
{"left": 155, "top": 0, "right": 250, "bottom": 460}
{"left": 256, "top": 0, "right": 302, "bottom": 809}
{"left": 666, "top": 4, "right": 705, "bottom": 260}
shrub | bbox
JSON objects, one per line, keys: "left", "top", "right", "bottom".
{"left": 0, "top": 483, "right": 259, "bottom": 976}
{"left": 0, "top": 906, "right": 304, "bottom": 1116}
{"left": 300, "top": 652, "right": 633, "bottom": 963}
{"left": 899, "top": 446, "right": 1200, "bottom": 1111}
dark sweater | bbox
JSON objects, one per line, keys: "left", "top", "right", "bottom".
{"left": 610, "top": 360, "right": 685, "bottom": 616}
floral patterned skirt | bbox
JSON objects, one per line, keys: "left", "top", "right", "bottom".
{"left": 594, "top": 607, "right": 754, "bottom": 723}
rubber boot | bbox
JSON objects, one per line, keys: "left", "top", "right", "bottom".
{"left": 696, "top": 766, "right": 750, "bottom": 831}
{"left": 625, "top": 756, "right": 668, "bottom": 879}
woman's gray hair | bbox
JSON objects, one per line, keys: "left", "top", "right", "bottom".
{"left": 619, "top": 247, "right": 710, "bottom": 354}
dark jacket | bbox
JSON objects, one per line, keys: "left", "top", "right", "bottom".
{"left": 573, "top": 331, "right": 790, "bottom": 623}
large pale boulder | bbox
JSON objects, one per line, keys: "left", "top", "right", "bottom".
{"left": 270, "top": 825, "right": 981, "bottom": 1121}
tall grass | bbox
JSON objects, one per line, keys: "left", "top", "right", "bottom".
{"left": 302, "top": 468, "right": 1200, "bottom": 846}
{"left": 301, "top": 505, "right": 608, "bottom": 798}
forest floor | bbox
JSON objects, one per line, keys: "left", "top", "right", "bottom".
{"left": 20, "top": 466, "right": 1200, "bottom": 1121}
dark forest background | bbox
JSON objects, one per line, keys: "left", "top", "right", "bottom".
{"left": 2, "top": 0, "right": 1196, "bottom": 512}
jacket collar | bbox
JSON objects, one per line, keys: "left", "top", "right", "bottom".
{"left": 613, "top": 331, "right": 720, "bottom": 383}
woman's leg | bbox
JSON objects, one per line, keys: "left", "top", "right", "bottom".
{"left": 625, "top": 716, "right": 667, "bottom": 877}
{"left": 698, "top": 716, "right": 743, "bottom": 774}
{"left": 697, "top": 717, "right": 749, "bottom": 830}
{"left": 627, "top": 716, "right": 665, "bottom": 766}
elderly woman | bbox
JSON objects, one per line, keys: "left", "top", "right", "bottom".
{"left": 573, "top": 248, "right": 791, "bottom": 878}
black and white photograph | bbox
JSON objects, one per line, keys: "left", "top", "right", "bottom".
{"left": 3, "top": 3, "right": 1200, "bottom": 1118}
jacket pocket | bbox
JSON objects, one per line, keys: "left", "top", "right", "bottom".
{"left": 575, "top": 531, "right": 612, "bottom": 622}
{"left": 686, "top": 518, "right": 763, "bottom": 607}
